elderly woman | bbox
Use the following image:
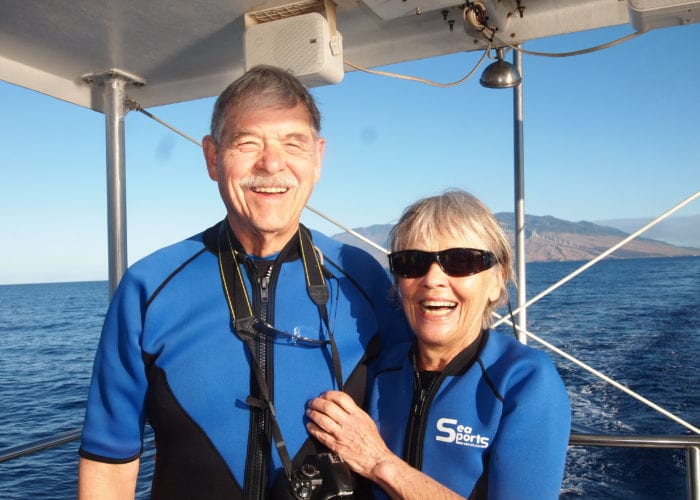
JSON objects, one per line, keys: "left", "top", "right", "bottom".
{"left": 305, "top": 189, "right": 570, "bottom": 499}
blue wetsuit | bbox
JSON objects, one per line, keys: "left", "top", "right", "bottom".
{"left": 79, "top": 221, "right": 408, "bottom": 498}
{"left": 368, "top": 330, "right": 570, "bottom": 499}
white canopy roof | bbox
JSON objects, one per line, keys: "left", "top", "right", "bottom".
{"left": 1, "top": 0, "right": 697, "bottom": 110}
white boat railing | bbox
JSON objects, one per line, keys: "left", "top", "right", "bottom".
{"left": 568, "top": 433, "right": 700, "bottom": 500}
{"left": 1, "top": 427, "right": 698, "bottom": 499}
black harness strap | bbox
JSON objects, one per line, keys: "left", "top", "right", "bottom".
{"left": 290, "top": 333, "right": 381, "bottom": 466}
{"left": 216, "top": 222, "right": 343, "bottom": 486}
{"left": 297, "top": 226, "right": 344, "bottom": 392}
{"left": 218, "top": 224, "right": 255, "bottom": 325}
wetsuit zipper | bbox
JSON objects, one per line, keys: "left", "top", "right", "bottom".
{"left": 245, "top": 262, "right": 274, "bottom": 500}
{"left": 403, "top": 370, "right": 443, "bottom": 470}
{"left": 402, "top": 334, "right": 487, "bottom": 474}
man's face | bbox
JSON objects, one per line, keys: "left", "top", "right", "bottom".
{"left": 203, "top": 103, "right": 325, "bottom": 253}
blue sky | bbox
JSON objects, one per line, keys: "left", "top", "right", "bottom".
{"left": 1, "top": 23, "right": 698, "bottom": 284}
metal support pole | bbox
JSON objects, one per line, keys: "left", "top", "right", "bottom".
{"left": 689, "top": 446, "right": 700, "bottom": 500}
{"left": 513, "top": 46, "right": 527, "bottom": 344}
{"left": 81, "top": 69, "right": 145, "bottom": 297}
{"left": 104, "top": 77, "right": 128, "bottom": 297}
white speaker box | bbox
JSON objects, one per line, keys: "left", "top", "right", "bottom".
{"left": 244, "top": 13, "right": 344, "bottom": 86}
{"left": 627, "top": 0, "right": 700, "bottom": 31}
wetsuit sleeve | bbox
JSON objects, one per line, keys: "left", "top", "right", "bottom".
{"left": 485, "top": 352, "right": 571, "bottom": 499}
{"left": 344, "top": 246, "right": 411, "bottom": 347}
{"left": 369, "top": 268, "right": 411, "bottom": 348}
{"left": 79, "top": 272, "right": 148, "bottom": 462}
{"left": 313, "top": 230, "right": 412, "bottom": 348}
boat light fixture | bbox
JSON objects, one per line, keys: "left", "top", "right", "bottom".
{"left": 480, "top": 47, "right": 521, "bottom": 89}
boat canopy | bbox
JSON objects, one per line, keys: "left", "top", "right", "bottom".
{"left": 1, "top": 0, "right": 698, "bottom": 110}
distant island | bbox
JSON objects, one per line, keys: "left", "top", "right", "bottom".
{"left": 332, "top": 213, "right": 700, "bottom": 265}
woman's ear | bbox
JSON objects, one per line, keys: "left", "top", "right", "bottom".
{"left": 488, "top": 266, "right": 504, "bottom": 303}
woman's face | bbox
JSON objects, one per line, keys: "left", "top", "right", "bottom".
{"left": 397, "top": 233, "right": 502, "bottom": 365}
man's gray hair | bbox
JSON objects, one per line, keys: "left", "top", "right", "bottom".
{"left": 210, "top": 65, "right": 322, "bottom": 143}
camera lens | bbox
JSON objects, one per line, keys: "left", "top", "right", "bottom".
{"left": 300, "top": 463, "right": 319, "bottom": 478}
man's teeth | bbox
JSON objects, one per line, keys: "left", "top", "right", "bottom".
{"left": 253, "top": 187, "right": 288, "bottom": 193}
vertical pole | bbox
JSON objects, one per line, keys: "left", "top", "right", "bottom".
{"left": 513, "top": 46, "right": 527, "bottom": 344}
{"left": 103, "top": 77, "right": 128, "bottom": 297}
{"left": 83, "top": 70, "right": 143, "bottom": 298}
{"left": 688, "top": 446, "right": 700, "bottom": 500}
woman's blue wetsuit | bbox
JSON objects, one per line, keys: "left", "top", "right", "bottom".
{"left": 368, "top": 330, "right": 570, "bottom": 499}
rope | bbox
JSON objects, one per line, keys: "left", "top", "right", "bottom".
{"left": 304, "top": 204, "right": 389, "bottom": 254}
{"left": 494, "top": 313, "right": 700, "bottom": 435}
{"left": 493, "top": 191, "right": 700, "bottom": 328}
{"left": 343, "top": 42, "right": 491, "bottom": 88}
{"left": 494, "top": 31, "right": 645, "bottom": 58}
{"left": 127, "top": 98, "right": 203, "bottom": 147}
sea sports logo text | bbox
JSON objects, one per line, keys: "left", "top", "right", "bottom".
{"left": 435, "top": 417, "right": 490, "bottom": 449}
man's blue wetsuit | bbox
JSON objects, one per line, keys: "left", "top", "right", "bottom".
{"left": 79, "top": 220, "right": 408, "bottom": 498}
{"left": 368, "top": 330, "right": 570, "bottom": 499}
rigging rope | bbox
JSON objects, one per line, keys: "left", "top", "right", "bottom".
{"left": 493, "top": 191, "right": 700, "bottom": 328}
{"left": 495, "top": 31, "right": 645, "bottom": 58}
{"left": 343, "top": 42, "right": 491, "bottom": 88}
{"left": 495, "top": 313, "right": 700, "bottom": 435}
{"left": 127, "top": 98, "right": 203, "bottom": 147}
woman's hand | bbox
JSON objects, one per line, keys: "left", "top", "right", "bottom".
{"left": 305, "top": 390, "right": 393, "bottom": 481}
{"left": 306, "top": 391, "right": 465, "bottom": 500}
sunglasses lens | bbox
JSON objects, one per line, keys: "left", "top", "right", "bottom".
{"left": 441, "top": 249, "right": 489, "bottom": 276}
{"left": 389, "top": 251, "right": 432, "bottom": 278}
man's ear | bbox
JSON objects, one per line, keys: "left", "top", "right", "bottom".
{"left": 314, "top": 137, "right": 326, "bottom": 183}
{"left": 202, "top": 135, "right": 218, "bottom": 181}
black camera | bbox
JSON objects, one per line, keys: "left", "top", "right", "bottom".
{"left": 285, "top": 453, "right": 356, "bottom": 499}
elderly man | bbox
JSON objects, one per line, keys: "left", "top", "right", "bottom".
{"left": 78, "top": 65, "right": 407, "bottom": 499}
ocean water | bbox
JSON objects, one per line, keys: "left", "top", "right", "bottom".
{"left": 0, "top": 256, "right": 698, "bottom": 499}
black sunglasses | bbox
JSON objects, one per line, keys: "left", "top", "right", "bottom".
{"left": 388, "top": 248, "right": 496, "bottom": 278}
{"left": 250, "top": 320, "right": 330, "bottom": 347}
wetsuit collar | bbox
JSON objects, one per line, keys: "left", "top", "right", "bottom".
{"left": 410, "top": 330, "right": 490, "bottom": 377}
{"left": 203, "top": 219, "right": 303, "bottom": 263}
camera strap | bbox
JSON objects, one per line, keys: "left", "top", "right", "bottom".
{"left": 216, "top": 222, "right": 343, "bottom": 482}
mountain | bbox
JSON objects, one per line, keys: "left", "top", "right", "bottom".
{"left": 331, "top": 214, "right": 700, "bottom": 266}
{"left": 595, "top": 214, "right": 700, "bottom": 249}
